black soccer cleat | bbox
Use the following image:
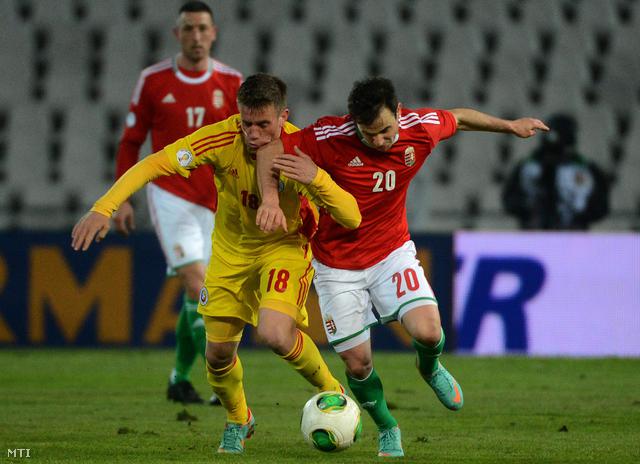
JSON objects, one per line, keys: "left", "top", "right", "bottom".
{"left": 167, "top": 381, "right": 204, "bottom": 404}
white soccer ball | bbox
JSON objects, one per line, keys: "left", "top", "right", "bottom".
{"left": 300, "top": 391, "right": 362, "bottom": 452}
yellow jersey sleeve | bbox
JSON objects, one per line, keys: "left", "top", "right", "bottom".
{"left": 91, "top": 115, "right": 242, "bottom": 217}
{"left": 91, "top": 151, "right": 175, "bottom": 217}
{"left": 300, "top": 168, "right": 361, "bottom": 229}
{"left": 164, "top": 115, "right": 241, "bottom": 177}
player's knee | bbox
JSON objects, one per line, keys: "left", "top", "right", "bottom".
{"left": 178, "top": 268, "right": 205, "bottom": 300}
{"left": 412, "top": 321, "right": 442, "bottom": 347}
{"left": 183, "top": 279, "right": 203, "bottom": 301}
{"left": 344, "top": 354, "right": 373, "bottom": 380}
{"left": 257, "top": 325, "right": 295, "bottom": 356}
{"left": 205, "top": 342, "right": 234, "bottom": 369}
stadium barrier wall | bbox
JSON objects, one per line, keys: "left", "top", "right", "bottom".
{"left": 454, "top": 231, "right": 640, "bottom": 357}
{"left": 0, "top": 231, "right": 453, "bottom": 350}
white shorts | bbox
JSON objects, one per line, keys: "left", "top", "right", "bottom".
{"left": 146, "top": 183, "right": 214, "bottom": 275}
{"left": 313, "top": 240, "right": 437, "bottom": 352}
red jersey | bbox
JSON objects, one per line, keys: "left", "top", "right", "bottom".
{"left": 115, "top": 57, "right": 242, "bottom": 211}
{"left": 281, "top": 108, "right": 457, "bottom": 269}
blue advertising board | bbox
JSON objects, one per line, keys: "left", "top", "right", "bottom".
{"left": 0, "top": 232, "right": 453, "bottom": 350}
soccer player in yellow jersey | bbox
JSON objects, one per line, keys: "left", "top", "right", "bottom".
{"left": 71, "top": 73, "right": 361, "bottom": 454}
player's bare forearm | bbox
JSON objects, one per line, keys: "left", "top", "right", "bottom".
{"left": 256, "top": 140, "right": 283, "bottom": 205}
{"left": 256, "top": 140, "right": 288, "bottom": 233}
{"left": 450, "top": 108, "right": 549, "bottom": 138}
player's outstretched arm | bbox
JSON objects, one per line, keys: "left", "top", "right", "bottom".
{"left": 71, "top": 211, "right": 111, "bottom": 251}
{"left": 450, "top": 108, "right": 549, "bottom": 138}
{"left": 256, "top": 140, "right": 288, "bottom": 233}
{"left": 70, "top": 150, "right": 177, "bottom": 250}
{"left": 274, "top": 146, "right": 361, "bottom": 229}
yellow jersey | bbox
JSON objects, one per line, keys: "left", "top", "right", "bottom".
{"left": 92, "top": 114, "right": 361, "bottom": 257}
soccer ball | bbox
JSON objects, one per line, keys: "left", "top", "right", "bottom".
{"left": 300, "top": 391, "right": 362, "bottom": 452}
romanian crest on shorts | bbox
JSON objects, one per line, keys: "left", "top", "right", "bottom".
{"left": 199, "top": 287, "right": 209, "bottom": 306}
{"left": 324, "top": 316, "right": 337, "bottom": 336}
{"left": 404, "top": 146, "right": 416, "bottom": 166}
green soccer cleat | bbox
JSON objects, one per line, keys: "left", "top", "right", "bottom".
{"left": 426, "top": 362, "right": 464, "bottom": 411}
{"left": 217, "top": 408, "right": 256, "bottom": 454}
{"left": 378, "top": 426, "right": 404, "bottom": 458}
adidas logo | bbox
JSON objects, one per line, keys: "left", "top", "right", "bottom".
{"left": 161, "top": 93, "right": 176, "bottom": 103}
{"left": 348, "top": 156, "right": 363, "bottom": 167}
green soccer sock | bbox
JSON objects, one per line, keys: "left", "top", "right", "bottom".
{"left": 347, "top": 368, "right": 398, "bottom": 431}
{"left": 171, "top": 295, "right": 198, "bottom": 384}
{"left": 413, "top": 328, "right": 445, "bottom": 379}
{"left": 185, "top": 300, "right": 206, "bottom": 359}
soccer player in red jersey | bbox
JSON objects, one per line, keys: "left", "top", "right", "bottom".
{"left": 256, "top": 77, "right": 549, "bottom": 457}
{"left": 113, "top": 1, "right": 242, "bottom": 405}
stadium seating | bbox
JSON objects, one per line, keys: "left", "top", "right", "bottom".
{"left": 0, "top": 0, "right": 638, "bottom": 231}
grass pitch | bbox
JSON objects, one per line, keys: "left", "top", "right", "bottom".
{"left": 1, "top": 349, "right": 639, "bottom": 463}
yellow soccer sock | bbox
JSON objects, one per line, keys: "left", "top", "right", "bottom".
{"left": 206, "top": 356, "right": 249, "bottom": 424}
{"left": 280, "top": 330, "right": 342, "bottom": 392}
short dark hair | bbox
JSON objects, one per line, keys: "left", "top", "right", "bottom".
{"left": 237, "top": 73, "right": 288, "bottom": 112}
{"left": 348, "top": 77, "right": 398, "bottom": 125}
{"left": 179, "top": 1, "right": 214, "bottom": 21}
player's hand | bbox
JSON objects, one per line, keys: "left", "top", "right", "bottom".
{"left": 256, "top": 202, "right": 288, "bottom": 233}
{"left": 272, "top": 146, "right": 318, "bottom": 185}
{"left": 71, "top": 211, "right": 111, "bottom": 251}
{"left": 511, "top": 118, "right": 550, "bottom": 138}
{"left": 113, "top": 200, "right": 135, "bottom": 236}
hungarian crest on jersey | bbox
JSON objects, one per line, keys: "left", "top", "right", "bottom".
{"left": 212, "top": 89, "right": 224, "bottom": 109}
{"left": 404, "top": 146, "right": 416, "bottom": 166}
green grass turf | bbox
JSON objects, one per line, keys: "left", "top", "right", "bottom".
{"left": 1, "top": 349, "right": 639, "bottom": 463}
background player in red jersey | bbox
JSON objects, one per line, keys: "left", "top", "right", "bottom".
{"left": 113, "top": 1, "right": 242, "bottom": 405}
{"left": 256, "top": 77, "right": 548, "bottom": 457}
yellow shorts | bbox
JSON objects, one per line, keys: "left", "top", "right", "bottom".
{"left": 198, "top": 242, "right": 314, "bottom": 330}
{"left": 203, "top": 316, "right": 245, "bottom": 343}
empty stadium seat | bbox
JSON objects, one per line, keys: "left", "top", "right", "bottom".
{"left": 41, "top": 23, "right": 92, "bottom": 105}
{"left": 0, "top": 22, "right": 32, "bottom": 105}
{"left": 101, "top": 22, "right": 147, "bottom": 108}
{"left": 0, "top": 0, "right": 638, "bottom": 231}
{"left": 61, "top": 104, "right": 112, "bottom": 205}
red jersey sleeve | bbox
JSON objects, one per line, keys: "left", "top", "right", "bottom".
{"left": 280, "top": 123, "right": 329, "bottom": 169}
{"left": 421, "top": 108, "right": 457, "bottom": 145}
{"left": 114, "top": 73, "right": 154, "bottom": 179}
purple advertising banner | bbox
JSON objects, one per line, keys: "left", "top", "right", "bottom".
{"left": 454, "top": 232, "right": 640, "bottom": 357}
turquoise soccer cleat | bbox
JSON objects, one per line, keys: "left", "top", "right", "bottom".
{"left": 378, "top": 426, "right": 404, "bottom": 458}
{"left": 217, "top": 408, "right": 256, "bottom": 454}
{"left": 426, "top": 362, "right": 464, "bottom": 411}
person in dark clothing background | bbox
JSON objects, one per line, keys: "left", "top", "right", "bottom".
{"left": 502, "top": 113, "right": 610, "bottom": 230}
